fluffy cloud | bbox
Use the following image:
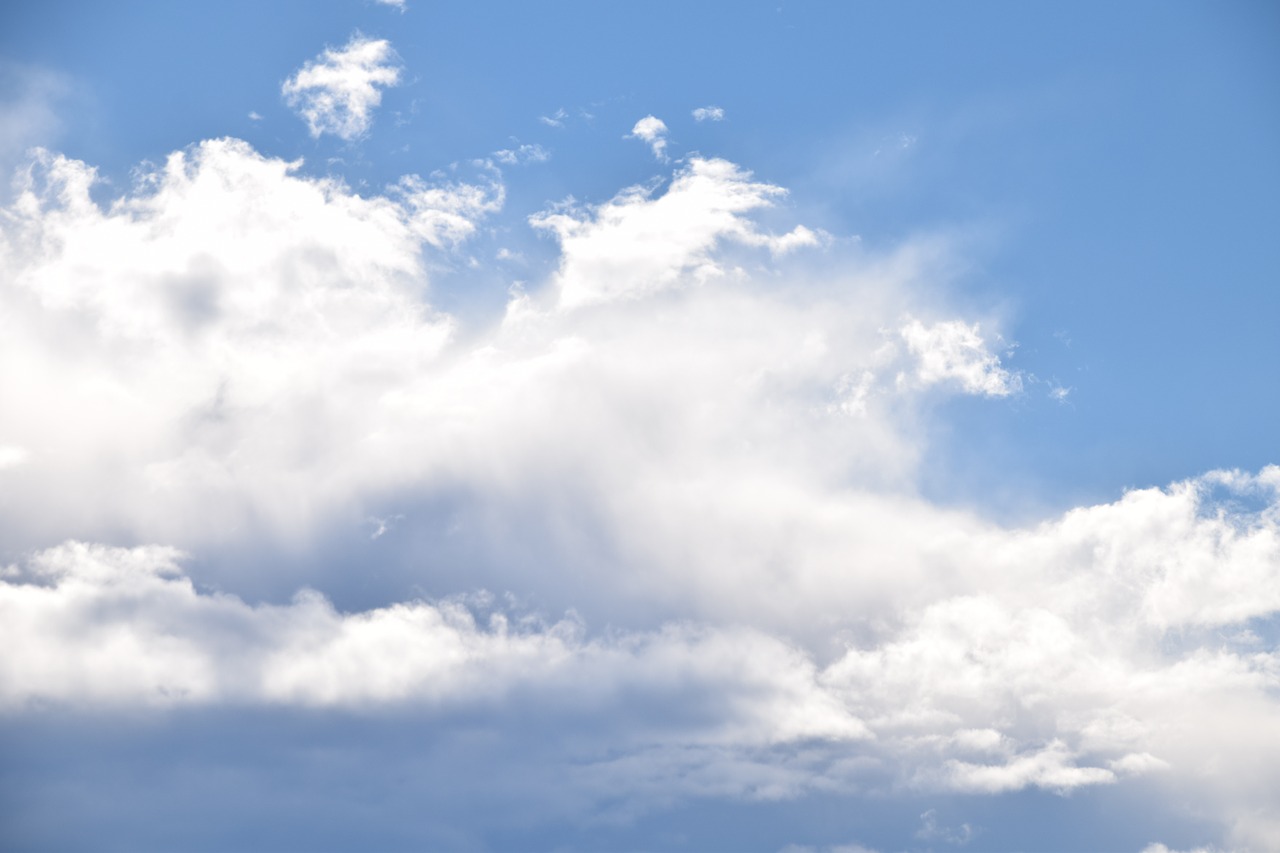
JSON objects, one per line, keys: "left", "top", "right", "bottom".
{"left": 629, "top": 114, "right": 670, "bottom": 160}
{"left": 281, "top": 34, "right": 402, "bottom": 140}
{"left": 4, "top": 470, "right": 1280, "bottom": 846}
{"left": 531, "top": 157, "right": 822, "bottom": 309}
{"left": 2, "top": 135, "right": 1278, "bottom": 849}
{"left": 900, "top": 317, "right": 1020, "bottom": 396}
{"left": 693, "top": 105, "right": 726, "bottom": 122}
{"left": 0, "top": 139, "right": 496, "bottom": 547}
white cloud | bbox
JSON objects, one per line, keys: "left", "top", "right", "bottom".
{"left": 2, "top": 465, "right": 1279, "bottom": 848}
{"left": 0, "top": 139, "right": 496, "bottom": 546}
{"left": 375, "top": 0, "right": 407, "bottom": 11}
{"left": 943, "top": 741, "right": 1117, "bottom": 793}
{"left": 492, "top": 143, "right": 550, "bottom": 165}
{"left": 628, "top": 114, "right": 670, "bottom": 161}
{"left": 531, "top": 157, "right": 821, "bottom": 308}
{"left": 281, "top": 34, "right": 402, "bottom": 140}
{"left": 0, "top": 64, "right": 67, "bottom": 191}
{"left": 693, "top": 105, "right": 726, "bottom": 122}
{"left": 916, "top": 809, "right": 976, "bottom": 845}
{"left": 0, "top": 445, "right": 29, "bottom": 470}
{"left": 900, "top": 318, "right": 1021, "bottom": 396}
{"left": 3, "top": 137, "right": 1279, "bottom": 849}
{"left": 539, "top": 108, "right": 567, "bottom": 128}
{"left": 0, "top": 542, "right": 871, "bottom": 760}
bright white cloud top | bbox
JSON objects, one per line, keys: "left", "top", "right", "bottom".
{"left": 1, "top": 4, "right": 1277, "bottom": 852}
{"left": 281, "top": 34, "right": 402, "bottom": 140}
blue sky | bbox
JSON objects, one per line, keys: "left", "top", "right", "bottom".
{"left": 1, "top": 2, "right": 1278, "bottom": 851}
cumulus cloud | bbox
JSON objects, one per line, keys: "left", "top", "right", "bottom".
{"left": 0, "top": 445, "right": 28, "bottom": 470}
{"left": 900, "top": 317, "right": 1021, "bottom": 396}
{"left": 629, "top": 114, "right": 670, "bottom": 160}
{"left": 0, "top": 542, "right": 872, "bottom": 754}
{"left": 693, "top": 105, "right": 726, "bottom": 122}
{"left": 2, "top": 136, "right": 1279, "bottom": 849}
{"left": 4, "top": 470, "right": 1280, "bottom": 841}
{"left": 531, "top": 157, "right": 823, "bottom": 308}
{"left": 0, "top": 139, "right": 497, "bottom": 546}
{"left": 281, "top": 34, "right": 402, "bottom": 140}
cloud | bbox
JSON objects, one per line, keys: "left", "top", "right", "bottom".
{"left": 628, "top": 114, "right": 670, "bottom": 161}
{"left": 943, "top": 741, "right": 1116, "bottom": 794}
{"left": 0, "top": 63, "right": 68, "bottom": 191}
{"left": 0, "top": 543, "right": 875, "bottom": 763}
{"left": 375, "top": 0, "right": 407, "bottom": 11}
{"left": 0, "top": 445, "right": 29, "bottom": 470}
{"left": 916, "top": 809, "right": 976, "bottom": 845}
{"left": 0, "top": 139, "right": 497, "bottom": 547}
{"left": 531, "top": 157, "right": 822, "bottom": 308}
{"left": 539, "top": 108, "right": 567, "bottom": 128}
{"left": 693, "top": 105, "right": 726, "bottom": 122}
{"left": 3, "top": 465, "right": 1280, "bottom": 851}
{"left": 900, "top": 318, "right": 1021, "bottom": 396}
{"left": 3, "top": 136, "right": 1280, "bottom": 849}
{"left": 492, "top": 143, "right": 550, "bottom": 165}
{"left": 281, "top": 34, "right": 402, "bottom": 140}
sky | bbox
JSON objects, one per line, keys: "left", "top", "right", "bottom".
{"left": 0, "top": 1, "right": 1278, "bottom": 850}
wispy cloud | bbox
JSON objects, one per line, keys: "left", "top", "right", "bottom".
{"left": 692, "top": 105, "right": 725, "bottom": 122}
{"left": 492, "top": 142, "right": 550, "bottom": 165}
{"left": 539, "top": 107, "right": 567, "bottom": 128}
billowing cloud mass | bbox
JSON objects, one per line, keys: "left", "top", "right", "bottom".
{"left": 2, "top": 132, "right": 1279, "bottom": 851}
{"left": 281, "top": 34, "right": 402, "bottom": 139}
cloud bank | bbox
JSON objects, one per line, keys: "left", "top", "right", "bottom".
{"left": 2, "top": 133, "right": 1278, "bottom": 849}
